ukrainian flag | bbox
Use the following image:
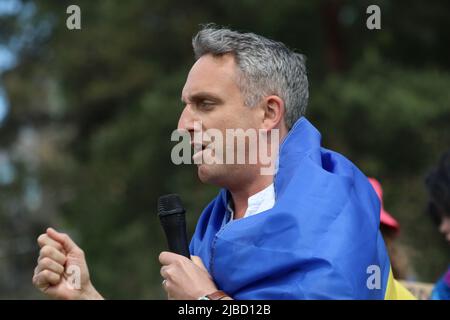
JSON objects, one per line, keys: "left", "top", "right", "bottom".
{"left": 386, "top": 270, "right": 416, "bottom": 299}
{"left": 190, "top": 117, "right": 415, "bottom": 299}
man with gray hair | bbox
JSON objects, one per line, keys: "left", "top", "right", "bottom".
{"left": 33, "top": 26, "right": 414, "bottom": 300}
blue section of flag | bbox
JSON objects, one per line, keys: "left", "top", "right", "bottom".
{"left": 190, "top": 117, "right": 390, "bottom": 299}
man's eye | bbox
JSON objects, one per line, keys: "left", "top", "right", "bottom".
{"left": 198, "top": 101, "right": 214, "bottom": 109}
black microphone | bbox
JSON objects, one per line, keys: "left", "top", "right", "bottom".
{"left": 157, "top": 194, "right": 190, "bottom": 258}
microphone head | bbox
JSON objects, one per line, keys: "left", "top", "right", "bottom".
{"left": 157, "top": 194, "right": 185, "bottom": 217}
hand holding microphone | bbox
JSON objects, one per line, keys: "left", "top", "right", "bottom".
{"left": 158, "top": 194, "right": 218, "bottom": 299}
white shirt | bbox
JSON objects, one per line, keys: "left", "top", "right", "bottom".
{"left": 228, "top": 183, "right": 275, "bottom": 221}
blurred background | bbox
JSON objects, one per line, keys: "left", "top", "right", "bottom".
{"left": 0, "top": 0, "right": 449, "bottom": 299}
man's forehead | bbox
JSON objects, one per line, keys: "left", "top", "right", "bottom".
{"left": 189, "top": 54, "right": 237, "bottom": 79}
{"left": 182, "top": 54, "right": 239, "bottom": 99}
{"left": 196, "top": 52, "right": 237, "bottom": 68}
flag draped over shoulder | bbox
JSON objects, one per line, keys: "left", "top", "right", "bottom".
{"left": 190, "top": 117, "right": 414, "bottom": 299}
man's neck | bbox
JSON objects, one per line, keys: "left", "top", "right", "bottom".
{"left": 227, "top": 126, "right": 286, "bottom": 220}
{"left": 229, "top": 175, "right": 273, "bottom": 220}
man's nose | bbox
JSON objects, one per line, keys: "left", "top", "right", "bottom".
{"left": 177, "top": 105, "right": 195, "bottom": 132}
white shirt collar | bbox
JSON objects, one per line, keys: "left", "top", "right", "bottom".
{"left": 228, "top": 183, "right": 275, "bottom": 220}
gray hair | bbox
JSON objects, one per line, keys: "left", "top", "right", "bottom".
{"left": 192, "top": 26, "right": 309, "bottom": 129}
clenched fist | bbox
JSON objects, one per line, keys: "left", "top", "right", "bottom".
{"left": 32, "top": 228, "right": 103, "bottom": 300}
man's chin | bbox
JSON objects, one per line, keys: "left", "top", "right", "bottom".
{"left": 197, "top": 164, "right": 212, "bottom": 183}
{"left": 197, "top": 163, "right": 223, "bottom": 185}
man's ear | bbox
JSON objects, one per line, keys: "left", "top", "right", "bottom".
{"left": 262, "top": 95, "right": 285, "bottom": 130}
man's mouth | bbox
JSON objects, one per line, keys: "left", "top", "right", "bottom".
{"left": 192, "top": 142, "right": 206, "bottom": 151}
{"left": 192, "top": 142, "right": 207, "bottom": 161}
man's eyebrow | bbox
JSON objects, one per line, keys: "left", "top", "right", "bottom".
{"left": 181, "top": 92, "right": 223, "bottom": 103}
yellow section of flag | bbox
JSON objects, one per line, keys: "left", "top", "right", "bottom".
{"left": 384, "top": 268, "right": 416, "bottom": 300}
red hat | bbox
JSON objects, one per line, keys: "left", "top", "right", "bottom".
{"left": 368, "top": 177, "right": 400, "bottom": 232}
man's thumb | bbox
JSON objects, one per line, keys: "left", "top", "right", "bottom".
{"left": 191, "top": 256, "right": 207, "bottom": 271}
{"left": 46, "top": 228, "right": 80, "bottom": 254}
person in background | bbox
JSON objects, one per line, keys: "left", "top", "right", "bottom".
{"left": 368, "top": 178, "right": 411, "bottom": 280}
{"left": 425, "top": 149, "right": 450, "bottom": 300}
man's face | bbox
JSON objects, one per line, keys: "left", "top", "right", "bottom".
{"left": 178, "top": 53, "right": 263, "bottom": 188}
